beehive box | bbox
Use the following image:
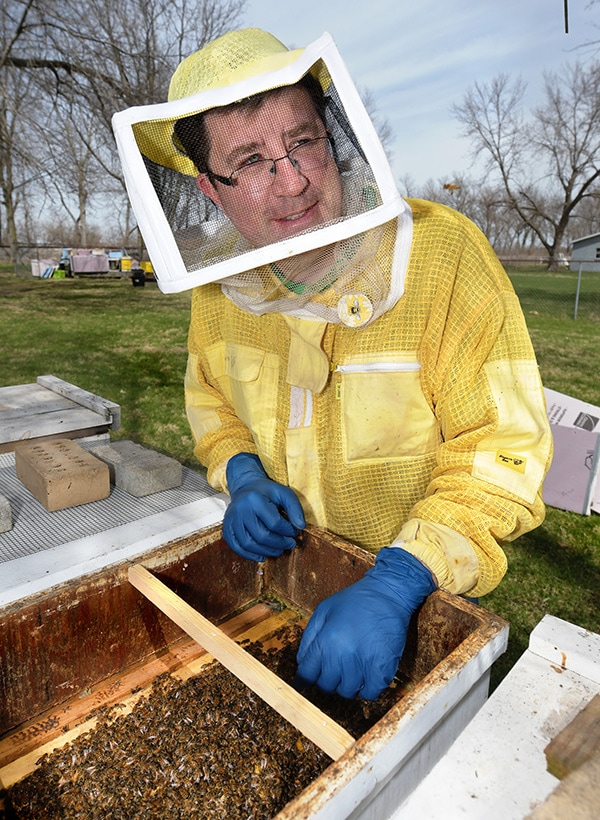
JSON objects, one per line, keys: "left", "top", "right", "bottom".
{"left": 0, "top": 524, "right": 508, "bottom": 819}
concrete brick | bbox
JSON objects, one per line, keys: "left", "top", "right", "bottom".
{"left": 0, "top": 494, "right": 12, "bottom": 532}
{"left": 15, "top": 439, "right": 110, "bottom": 512}
{"left": 89, "top": 440, "right": 182, "bottom": 497}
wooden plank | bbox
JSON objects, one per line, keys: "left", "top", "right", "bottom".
{"left": 128, "top": 563, "right": 355, "bottom": 760}
{"left": 37, "top": 375, "right": 121, "bottom": 429}
{"left": 544, "top": 694, "right": 600, "bottom": 780}
{"left": 1, "top": 717, "right": 105, "bottom": 793}
{"left": 0, "top": 384, "right": 71, "bottom": 421}
{"left": 0, "top": 426, "right": 109, "bottom": 454}
{"left": 0, "top": 379, "right": 117, "bottom": 450}
{"left": 0, "top": 409, "right": 109, "bottom": 450}
{"left": 173, "top": 608, "right": 300, "bottom": 683}
{"left": 527, "top": 754, "right": 600, "bottom": 819}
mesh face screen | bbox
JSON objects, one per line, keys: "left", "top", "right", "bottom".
{"left": 113, "top": 33, "right": 404, "bottom": 294}
{"left": 141, "top": 75, "right": 381, "bottom": 276}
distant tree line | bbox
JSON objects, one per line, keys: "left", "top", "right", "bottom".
{"left": 0, "top": 0, "right": 246, "bottom": 260}
{"left": 404, "top": 53, "right": 600, "bottom": 270}
{"left": 1, "top": 1, "right": 600, "bottom": 270}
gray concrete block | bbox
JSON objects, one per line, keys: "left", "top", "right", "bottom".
{"left": 89, "top": 440, "right": 182, "bottom": 497}
{"left": 0, "top": 493, "right": 12, "bottom": 532}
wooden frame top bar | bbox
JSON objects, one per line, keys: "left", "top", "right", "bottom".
{"left": 128, "top": 563, "right": 355, "bottom": 760}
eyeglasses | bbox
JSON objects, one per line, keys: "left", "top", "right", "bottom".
{"left": 209, "top": 136, "right": 334, "bottom": 190}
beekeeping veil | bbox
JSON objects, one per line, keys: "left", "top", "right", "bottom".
{"left": 112, "top": 29, "right": 412, "bottom": 327}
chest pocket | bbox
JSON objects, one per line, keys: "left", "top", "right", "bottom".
{"left": 336, "top": 359, "right": 440, "bottom": 463}
{"left": 205, "top": 341, "right": 280, "bottom": 459}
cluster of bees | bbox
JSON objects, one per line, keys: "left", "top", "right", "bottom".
{"left": 4, "top": 624, "right": 402, "bottom": 818}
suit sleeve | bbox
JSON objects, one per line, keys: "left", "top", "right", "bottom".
{"left": 397, "top": 227, "right": 553, "bottom": 597}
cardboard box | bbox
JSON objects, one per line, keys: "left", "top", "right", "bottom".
{"left": 543, "top": 388, "right": 600, "bottom": 515}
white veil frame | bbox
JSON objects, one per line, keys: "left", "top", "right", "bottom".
{"left": 112, "top": 32, "right": 405, "bottom": 294}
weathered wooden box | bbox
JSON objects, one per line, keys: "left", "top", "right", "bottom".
{"left": 0, "top": 375, "right": 120, "bottom": 454}
{"left": 0, "top": 524, "right": 508, "bottom": 819}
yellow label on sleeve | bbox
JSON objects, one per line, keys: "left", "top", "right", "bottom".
{"left": 495, "top": 451, "right": 527, "bottom": 473}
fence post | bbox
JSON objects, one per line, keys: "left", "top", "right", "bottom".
{"left": 573, "top": 263, "right": 583, "bottom": 320}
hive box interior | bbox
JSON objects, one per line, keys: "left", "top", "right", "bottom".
{"left": 0, "top": 524, "right": 508, "bottom": 819}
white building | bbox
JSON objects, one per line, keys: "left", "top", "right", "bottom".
{"left": 570, "top": 231, "right": 600, "bottom": 272}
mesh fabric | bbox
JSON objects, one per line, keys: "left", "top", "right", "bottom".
{"left": 186, "top": 200, "right": 552, "bottom": 597}
{"left": 168, "top": 29, "right": 300, "bottom": 102}
{"left": 137, "top": 73, "right": 393, "bottom": 322}
{"left": 113, "top": 31, "right": 404, "bottom": 294}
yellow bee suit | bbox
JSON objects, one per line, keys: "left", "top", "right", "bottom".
{"left": 185, "top": 199, "right": 553, "bottom": 598}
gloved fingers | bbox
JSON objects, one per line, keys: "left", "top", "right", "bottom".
{"left": 246, "top": 491, "right": 303, "bottom": 538}
{"left": 295, "top": 637, "right": 323, "bottom": 688}
{"left": 357, "top": 670, "right": 393, "bottom": 701}
{"left": 296, "top": 604, "right": 346, "bottom": 692}
{"left": 223, "top": 512, "right": 294, "bottom": 560}
{"left": 296, "top": 580, "right": 408, "bottom": 701}
{"left": 227, "top": 542, "right": 267, "bottom": 564}
{"left": 269, "top": 484, "right": 306, "bottom": 531}
{"left": 299, "top": 613, "right": 371, "bottom": 699}
{"left": 229, "top": 489, "right": 301, "bottom": 541}
{"left": 295, "top": 648, "right": 339, "bottom": 695}
{"left": 296, "top": 602, "right": 327, "bottom": 667}
{"left": 239, "top": 507, "right": 300, "bottom": 551}
{"left": 222, "top": 510, "right": 262, "bottom": 560}
{"left": 326, "top": 653, "right": 395, "bottom": 701}
{"left": 312, "top": 652, "right": 343, "bottom": 696}
{"left": 333, "top": 653, "right": 366, "bottom": 700}
{"left": 297, "top": 642, "right": 394, "bottom": 701}
{"left": 358, "top": 649, "right": 402, "bottom": 700}
{"left": 297, "top": 640, "right": 365, "bottom": 699}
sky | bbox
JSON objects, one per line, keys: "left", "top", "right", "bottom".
{"left": 241, "top": 0, "right": 598, "bottom": 187}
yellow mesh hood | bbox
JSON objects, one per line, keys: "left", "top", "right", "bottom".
{"left": 168, "top": 29, "right": 301, "bottom": 100}
{"left": 132, "top": 29, "right": 330, "bottom": 177}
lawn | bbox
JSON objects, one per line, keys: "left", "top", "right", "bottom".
{"left": 1, "top": 269, "right": 195, "bottom": 467}
{"left": 505, "top": 264, "right": 600, "bottom": 324}
{"left": 1, "top": 264, "right": 598, "bottom": 689}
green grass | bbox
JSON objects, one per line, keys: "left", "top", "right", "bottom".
{"left": 0, "top": 268, "right": 195, "bottom": 467}
{"left": 485, "top": 266, "right": 600, "bottom": 687}
{"left": 505, "top": 265, "right": 600, "bottom": 323}
{"left": 1, "top": 264, "right": 599, "bottom": 690}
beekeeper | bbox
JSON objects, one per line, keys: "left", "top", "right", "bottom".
{"left": 112, "top": 28, "right": 553, "bottom": 701}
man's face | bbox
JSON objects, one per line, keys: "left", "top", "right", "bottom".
{"left": 196, "top": 86, "right": 343, "bottom": 248}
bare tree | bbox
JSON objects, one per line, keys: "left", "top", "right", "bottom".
{"left": 41, "top": 103, "right": 108, "bottom": 247}
{"left": 359, "top": 86, "right": 395, "bottom": 162}
{"left": 0, "top": 51, "right": 46, "bottom": 258}
{"left": 451, "top": 62, "right": 600, "bottom": 268}
{"left": 1, "top": 0, "right": 247, "bottom": 252}
{"left": 575, "top": 1, "right": 600, "bottom": 52}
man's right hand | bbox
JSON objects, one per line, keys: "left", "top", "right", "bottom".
{"left": 222, "top": 452, "right": 305, "bottom": 561}
{"left": 296, "top": 547, "right": 436, "bottom": 700}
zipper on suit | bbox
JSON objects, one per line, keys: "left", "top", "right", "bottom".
{"left": 334, "top": 361, "right": 421, "bottom": 374}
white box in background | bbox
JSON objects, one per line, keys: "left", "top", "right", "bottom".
{"left": 543, "top": 388, "right": 600, "bottom": 514}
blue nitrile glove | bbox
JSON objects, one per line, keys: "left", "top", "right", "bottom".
{"left": 296, "top": 547, "right": 436, "bottom": 700}
{"left": 222, "top": 452, "right": 305, "bottom": 562}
